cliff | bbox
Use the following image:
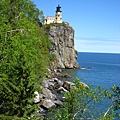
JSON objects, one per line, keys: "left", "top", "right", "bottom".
{"left": 45, "top": 23, "right": 79, "bottom": 69}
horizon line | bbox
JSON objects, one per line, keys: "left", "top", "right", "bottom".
{"left": 78, "top": 51, "right": 120, "bottom": 54}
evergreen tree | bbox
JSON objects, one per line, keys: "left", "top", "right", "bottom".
{"left": 0, "top": 0, "right": 50, "bottom": 119}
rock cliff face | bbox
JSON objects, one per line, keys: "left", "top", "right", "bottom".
{"left": 46, "top": 23, "right": 79, "bottom": 69}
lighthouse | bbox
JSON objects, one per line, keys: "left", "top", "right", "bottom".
{"left": 55, "top": 5, "right": 62, "bottom": 23}
{"left": 44, "top": 5, "right": 62, "bottom": 25}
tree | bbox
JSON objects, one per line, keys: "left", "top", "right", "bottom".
{"left": 0, "top": 0, "right": 50, "bottom": 119}
{"left": 104, "top": 85, "right": 120, "bottom": 118}
{"left": 0, "top": 0, "right": 44, "bottom": 27}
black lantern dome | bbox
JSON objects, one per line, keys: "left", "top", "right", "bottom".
{"left": 56, "top": 5, "right": 62, "bottom": 12}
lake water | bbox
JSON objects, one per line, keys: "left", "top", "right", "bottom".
{"left": 76, "top": 52, "right": 120, "bottom": 89}
{"left": 66, "top": 52, "right": 120, "bottom": 119}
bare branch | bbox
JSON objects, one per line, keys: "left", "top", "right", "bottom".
{"left": 5, "top": 29, "right": 25, "bottom": 42}
{"left": 104, "top": 105, "right": 113, "bottom": 117}
{"left": 15, "top": 12, "right": 22, "bottom": 19}
{"left": 73, "top": 98, "right": 93, "bottom": 119}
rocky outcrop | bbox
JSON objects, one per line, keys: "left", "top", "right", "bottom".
{"left": 34, "top": 76, "right": 89, "bottom": 118}
{"left": 46, "top": 23, "right": 79, "bottom": 69}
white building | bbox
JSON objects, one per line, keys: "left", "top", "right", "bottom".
{"left": 44, "top": 5, "right": 62, "bottom": 25}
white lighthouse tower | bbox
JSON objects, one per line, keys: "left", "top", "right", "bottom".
{"left": 55, "top": 5, "right": 62, "bottom": 23}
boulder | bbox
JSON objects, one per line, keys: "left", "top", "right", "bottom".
{"left": 52, "top": 77, "right": 59, "bottom": 82}
{"left": 88, "top": 66, "right": 92, "bottom": 69}
{"left": 54, "top": 100, "right": 63, "bottom": 106}
{"left": 57, "top": 69, "right": 62, "bottom": 73}
{"left": 42, "top": 80, "right": 49, "bottom": 88}
{"left": 43, "top": 88, "right": 56, "bottom": 101}
{"left": 54, "top": 80, "right": 63, "bottom": 89}
{"left": 42, "top": 80, "right": 55, "bottom": 90}
{"left": 63, "top": 73, "right": 72, "bottom": 78}
{"left": 39, "top": 93, "right": 46, "bottom": 99}
{"left": 57, "top": 87, "right": 68, "bottom": 93}
{"left": 41, "top": 99, "right": 56, "bottom": 110}
{"left": 38, "top": 107, "right": 46, "bottom": 113}
{"left": 34, "top": 91, "right": 40, "bottom": 103}
{"left": 63, "top": 81, "right": 75, "bottom": 90}
{"left": 57, "top": 73, "right": 72, "bottom": 79}
{"left": 80, "top": 82, "right": 89, "bottom": 88}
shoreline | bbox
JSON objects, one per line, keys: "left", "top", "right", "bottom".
{"left": 34, "top": 68, "right": 80, "bottom": 118}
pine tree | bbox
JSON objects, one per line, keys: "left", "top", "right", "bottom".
{"left": 0, "top": 0, "right": 49, "bottom": 118}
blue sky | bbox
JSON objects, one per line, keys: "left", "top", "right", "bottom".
{"left": 33, "top": 0, "right": 120, "bottom": 53}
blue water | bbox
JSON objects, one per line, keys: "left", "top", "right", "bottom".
{"left": 65, "top": 52, "right": 120, "bottom": 119}
{"left": 76, "top": 52, "right": 120, "bottom": 89}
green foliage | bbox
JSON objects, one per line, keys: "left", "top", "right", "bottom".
{"left": 49, "top": 53, "right": 56, "bottom": 62}
{"left": 61, "top": 22, "right": 66, "bottom": 27}
{"left": 44, "top": 22, "right": 66, "bottom": 31}
{"left": 0, "top": 0, "right": 44, "bottom": 27}
{"left": 111, "top": 85, "right": 120, "bottom": 111}
{"left": 0, "top": 115, "right": 27, "bottom": 120}
{"left": 108, "top": 85, "right": 120, "bottom": 118}
{"left": 0, "top": 114, "right": 44, "bottom": 120}
{"left": 48, "top": 78, "right": 120, "bottom": 120}
{"left": 96, "top": 115, "right": 114, "bottom": 120}
{"left": 44, "top": 23, "right": 55, "bottom": 31}
{"left": 0, "top": 0, "right": 50, "bottom": 119}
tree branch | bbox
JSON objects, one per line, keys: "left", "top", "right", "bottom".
{"left": 5, "top": 29, "right": 25, "bottom": 42}
{"left": 104, "top": 105, "right": 113, "bottom": 117}
{"left": 0, "top": 101, "right": 4, "bottom": 108}
{"left": 73, "top": 98, "right": 93, "bottom": 119}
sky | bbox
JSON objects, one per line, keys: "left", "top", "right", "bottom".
{"left": 33, "top": 0, "right": 120, "bottom": 53}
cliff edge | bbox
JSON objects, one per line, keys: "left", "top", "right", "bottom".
{"left": 45, "top": 23, "right": 79, "bottom": 69}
